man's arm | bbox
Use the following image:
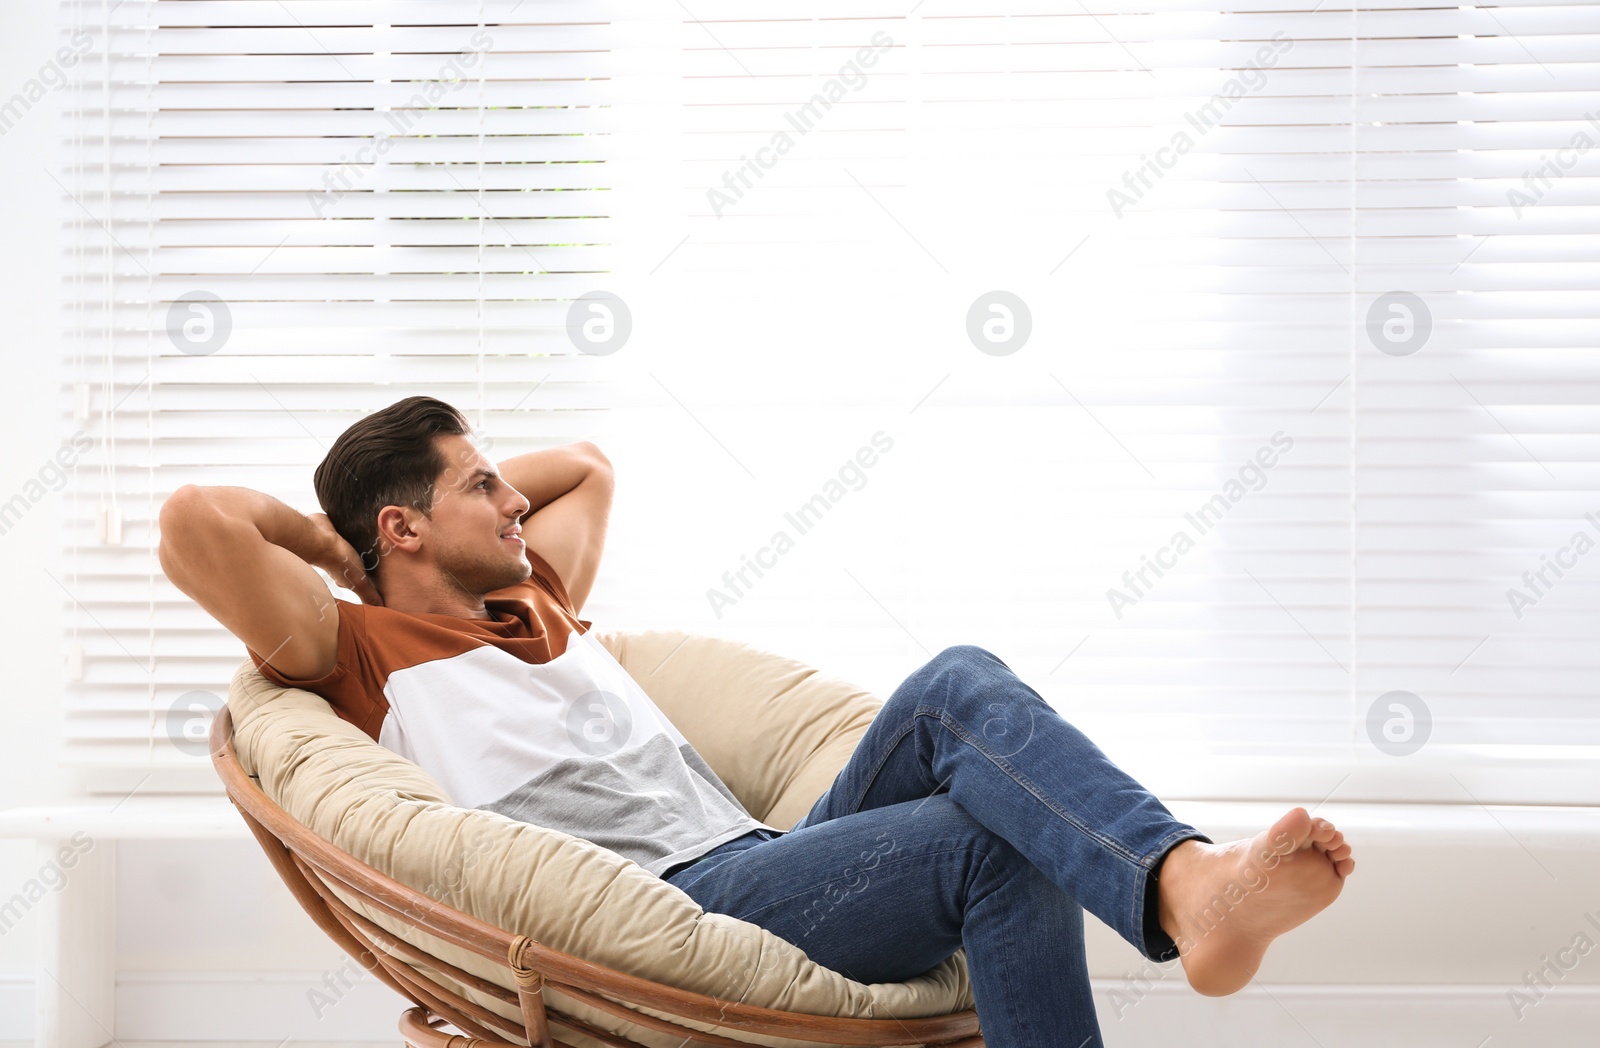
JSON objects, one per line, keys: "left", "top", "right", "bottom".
{"left": 157, "top": 485, "right": 380, "bottom": 681}
{"left": 497, "top": 442, "right": 613, "bottom": 615}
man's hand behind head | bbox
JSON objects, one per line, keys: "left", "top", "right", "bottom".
{"left": 158, "top": 485, "right": 355, "bottom": 681}
{"left": 306, "top": 512, "right": 384, "bottom": 607}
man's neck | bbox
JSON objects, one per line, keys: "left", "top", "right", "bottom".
{"left": 373, "top": 572, "right": 492, "bottom": 620}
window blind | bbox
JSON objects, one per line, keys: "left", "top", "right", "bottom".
{"left": 58, "top": 0, "right": 1600, "bottom": 806}
{"left": 58, "top": 0, "right": 623, "bottom": 793}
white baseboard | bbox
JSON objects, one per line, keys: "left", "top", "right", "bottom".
{"left": 1093, "top": 981, "right": 1600, "bottom": 1048}
{"left": 0, "top": 968, "right": 412, "bottom": 1043}
{"left": 0, "top": 975, "right": 27, "bottom": 1042}
{"left": 0, "top": 971, "right": 1596, "bottom": 1046}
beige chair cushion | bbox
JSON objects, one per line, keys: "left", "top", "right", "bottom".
{"left": 227, "top": 626, "right": 973, "bottom": 1048}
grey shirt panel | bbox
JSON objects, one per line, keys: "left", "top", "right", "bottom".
{"left": 478, "top": 732, "right": 775, "bottom": 877}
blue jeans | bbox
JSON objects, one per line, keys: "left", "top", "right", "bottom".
{"left": 661, "top": 644, "right": 1212, "bottom": 1048}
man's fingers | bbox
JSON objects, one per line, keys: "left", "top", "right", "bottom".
{"left": 334, "top": 563, "right": 378, "bottom": 606}
{"left": 345, "top": 561, "right": 384, "bottom": 607}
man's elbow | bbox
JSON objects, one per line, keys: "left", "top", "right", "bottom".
{"left": 159, "top": 485, "right": 209, "bottom": 537}
{"left": 580, "top": 444, "right": 615, "bottom": 491}
{"left": 157, "top": 486, "right": 220, "bottom": 575}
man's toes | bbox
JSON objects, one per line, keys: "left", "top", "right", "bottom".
{"left": 1271, "top": 807, "right": 1313, "bottom": 849}
{"left": 1309, "top": 818, "right": 1338, "bottom": 844}
{"left": 1333, "top": 856, "right": 1355, "bottom": 877}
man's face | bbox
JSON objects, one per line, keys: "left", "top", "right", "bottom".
{"left": 415, "top": 432, "right": 532, "bottom": 597}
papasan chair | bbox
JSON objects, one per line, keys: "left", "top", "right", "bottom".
{"left": 212, "top": 626, "right": 984, "bottom": 1048}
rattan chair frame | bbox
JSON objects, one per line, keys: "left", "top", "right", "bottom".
{"left": 210, "top": 703, "right": 985, "bottom": 1048}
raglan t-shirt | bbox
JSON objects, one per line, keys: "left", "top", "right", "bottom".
{"left": 245, "top": 546, "right": 777, "bottom": 878}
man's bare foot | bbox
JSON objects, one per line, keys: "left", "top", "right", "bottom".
{"left": 1155, "top": 806, "right": 1354, "bottom": 996}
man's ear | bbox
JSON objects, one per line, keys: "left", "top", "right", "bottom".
{"left": 374, "top": 504, "right": 425, "bottom": 559}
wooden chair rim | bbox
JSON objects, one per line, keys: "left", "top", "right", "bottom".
{"left": 210, "top": 695, "right": 984, "bottom": 1047}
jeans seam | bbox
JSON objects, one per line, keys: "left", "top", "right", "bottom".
{"left": 926, "top": 706, "right": 1146, "bottom": 870}
{"left": 828, "top": 657, "right": 1200, "bottom": 962}
{"left": 842, "top": 717, "right": 920, "bottom": 817}
{"left": 728, "top": 843, "right": 984, "bottom": 929}
{"left": 974, "top": 850, "right": 1031, "bottom": 1044}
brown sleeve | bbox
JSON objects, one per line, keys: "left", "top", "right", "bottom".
{"left": 245, "top": 599, "right": 388, "bottom": 739}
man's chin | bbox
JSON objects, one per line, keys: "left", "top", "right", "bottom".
{"left": 491, "top": 556, "right": 533, "bottom": 593}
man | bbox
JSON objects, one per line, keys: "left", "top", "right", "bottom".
{"left": 160, "top": 395, "right": 1355, "bottom": 1047}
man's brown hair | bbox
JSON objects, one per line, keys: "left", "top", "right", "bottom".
{"left": 313, "top": 396, "right": 472, "bottom": 574}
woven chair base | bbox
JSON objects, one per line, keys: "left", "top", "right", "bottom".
{"left": 213, "top": 703, "right": 984, "bottom": 1048}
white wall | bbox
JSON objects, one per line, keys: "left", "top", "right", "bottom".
{"left": 0, "top": 0, "right": 83, "bottom": 981}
